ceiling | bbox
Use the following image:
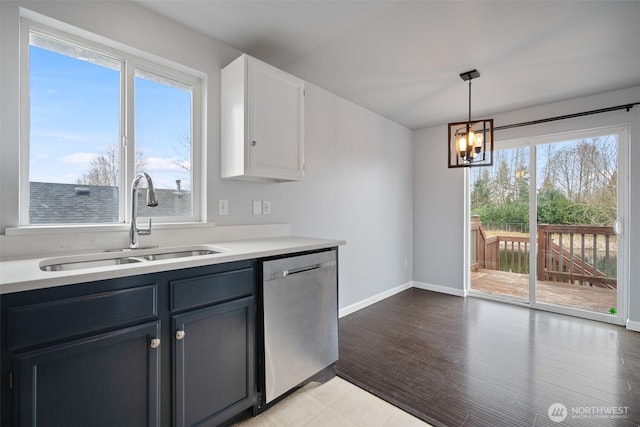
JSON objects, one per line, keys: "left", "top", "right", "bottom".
{"left": 135, "top": 0, "right": 640, "bottom": 130}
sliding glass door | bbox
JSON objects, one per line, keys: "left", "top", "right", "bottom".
{"left": 533, "top": 132, "right": 623, "bottom": 319}
{"left": 469, "top": 126, "right": 628, "bottom": 324}
{"left": 469, "top": 145, "right": 530, "bottom": 303}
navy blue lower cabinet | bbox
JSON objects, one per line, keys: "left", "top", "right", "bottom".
{"left": 1, "top": 259, "right": 258, "bottom": 427}
{"left": 15, "top": 321, "right": 161, "bottom": 427}
{"left": 173, "top": 296, "right": 256, "bottom": 427}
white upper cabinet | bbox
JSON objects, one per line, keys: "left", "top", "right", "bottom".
{"left": 221, "top": 54, "right": 305, "bottom": 182}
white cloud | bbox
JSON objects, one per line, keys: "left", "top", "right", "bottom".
{"left": 61, "top": 152, "right": 99, "bottom": 164}
{"left": 140, "top": 157, "right": 190, "bottom": 190}
{"left": 177, "top": 160, "right": 191, "bottom": 170}
{"left": 144, "top": 156, "right": 183, "bottom": 171}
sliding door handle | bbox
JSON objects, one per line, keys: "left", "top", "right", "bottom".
{"left": 613, "top": 219, "right": 623, "bottom": 235}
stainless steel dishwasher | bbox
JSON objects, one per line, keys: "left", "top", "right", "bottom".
{"left": 262, "top": 249, "right": 338, "bottom": 404}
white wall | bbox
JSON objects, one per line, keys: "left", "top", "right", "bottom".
{"left": 290, "top": 84, "right": 413, "bottom": 307}
{"left": 0, "top": 1, "right": 414, "bottom": 309}
{"left": 414, "top": 85, "right": 640, "bottom": 326}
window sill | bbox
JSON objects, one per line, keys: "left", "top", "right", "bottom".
{"left": 4, "top": 222, "right": 215, "bottom": 236}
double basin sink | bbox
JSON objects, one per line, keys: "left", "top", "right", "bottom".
{"left": 40, "top": 245, "right": 225, "bottom": 272}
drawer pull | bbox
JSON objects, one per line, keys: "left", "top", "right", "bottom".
{"left": 176, "top": 330, "right": 186, "bottom": 340}
{"left": 150, "top": 338, "right": 161, "bottom": 349}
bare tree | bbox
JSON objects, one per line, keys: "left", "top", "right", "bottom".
{"left": 174, "top": 130, "right": 191, "bottom": 173}
{"left": 547, "top": 137, "right": 616, "bottom": 204}
{"left": 76, "top": 145, "right": 146, "bottom": 186}
{"left": 539, "top": 143, "right": 557, "bottom": 191}
{"left": 492, "top": 159, "right": 512, "bottom": 206}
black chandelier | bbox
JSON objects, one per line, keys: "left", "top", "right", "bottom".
{"left": 447, "top": 69, "right": 494, "bottom": 168}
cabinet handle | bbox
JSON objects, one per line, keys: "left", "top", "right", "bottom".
{"left": 176, "top": 330, "right": 186, "bottom": 340}
{"left": 150, "top": 338, "right": 161, "bottom": 349}
{"left": 251, "top": 140, "right": 257, "bottom": 147}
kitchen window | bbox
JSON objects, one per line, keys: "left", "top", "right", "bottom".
{"left": 21, "top": 20, "right": 203, "bottom": 226}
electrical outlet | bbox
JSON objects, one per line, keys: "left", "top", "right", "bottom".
{"left": 262, "top": 201, "right": 271, "bottom": 215}
{"left": 218, "top": 200, "right": 228, "bottom": 216}
{"left": 252, "top": 200, "right": 262, "bottom": 216}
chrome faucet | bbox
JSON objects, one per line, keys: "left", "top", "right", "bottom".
{"left": 129, "top": 172, "right": 158, "bottom": 249}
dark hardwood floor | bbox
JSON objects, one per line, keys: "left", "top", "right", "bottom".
{"left": 336, "top": 289, "right": 640, "bottom": 427}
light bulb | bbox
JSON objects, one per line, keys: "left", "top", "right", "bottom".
{"left": 475, "top": 133, "right": 483, "bottom": 147}
{"left": 468, "top": 130, "right": 475, "bottom": 149}
{"left": 458, "top": 136, "right": 467, "bottom": 153}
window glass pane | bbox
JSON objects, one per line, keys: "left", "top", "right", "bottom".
{"left": 28, "top": 32, "right": 121, "bottom": 224}
{"left": 535, "top": 134, "right": 618, "bottom": 313}
{"left": 134, "top": 69, "right": 192, "bottom": 218}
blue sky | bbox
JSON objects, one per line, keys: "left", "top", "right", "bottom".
{"left": 29, "top": 44, "right": 192, "bottom": 190}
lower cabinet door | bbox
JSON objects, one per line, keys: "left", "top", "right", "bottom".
{"left": 15, "top": 321, "right": 161, "bottom": 427}
{"left": 173, "top": 296, "right": 256, "bottom": 427}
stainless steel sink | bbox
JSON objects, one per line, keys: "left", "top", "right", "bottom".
{"left": 39, "top": 245, "right": 226, "bottom": 272}
{"left": 141, "top": 249, "right": 219, "bottom": 261}
{"left": 41, "top": 257, "right": 143, "bottom": 272}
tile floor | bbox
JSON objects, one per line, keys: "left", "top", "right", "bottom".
{"left": 233, "top": 377, "right": 432, "bottom": 427}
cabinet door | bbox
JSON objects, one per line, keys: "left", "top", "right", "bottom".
{"left": 173, "top": 296, "right": 255, "bottom": 427}
{"left": 15, "top": 321, "right": 161, "bottom": 427}
{"left": 247, "top": 58, "right": 304, "bottom": 180}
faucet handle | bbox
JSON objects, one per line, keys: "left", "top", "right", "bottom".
{"left": 138, "top": 217, "right": 153, "bottom": 236}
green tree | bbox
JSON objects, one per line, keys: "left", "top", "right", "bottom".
{"left": 471, "top": 170, "right": 491, "bottom": 210}
{"left": 537, "top": 188, "right": 571, "bottom": 224}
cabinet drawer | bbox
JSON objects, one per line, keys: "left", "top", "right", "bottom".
{"left": 8, "top": 285, "right": 157, "bottom": 350}
{"left": 171, "top": 267, "right": 255, "bottom": 311}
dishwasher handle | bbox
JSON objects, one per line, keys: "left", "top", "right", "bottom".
{"left": 266, "top": 260, "right": 336, "bottom": 281}
{"left": 285, "top": 261, "right": 334, "bottom": 276}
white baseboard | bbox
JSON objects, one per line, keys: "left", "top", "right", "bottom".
{"left": 626, "top": 319, "right": 640, "bottom": 332}
{"left": 339, "top": 280, "right": 637, "bottom": 331}
{"left": 338, "top": 281, "right": 468, "bottom": 318}
{"left": 339, "top": 282, "right": 413, "bottom": 318}
{"left": 412, "top": 281, "right": 467, "bottom": 297}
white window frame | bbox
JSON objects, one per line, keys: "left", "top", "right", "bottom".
{"left": 19, "top": 14, "right": 204, "bottom": 227}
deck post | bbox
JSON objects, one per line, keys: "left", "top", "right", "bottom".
{"left": 471, "top": 215, "right": 483, "bottom": 269}
{"left": 537, "top": 225, "right": 546, "bottom": 281}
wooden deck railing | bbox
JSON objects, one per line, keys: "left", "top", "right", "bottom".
{"left": 471, "top": 216, "right": 530, "bottom": 273}
{"left": 537, "top": 224, "right": 616, "bottom": 289}
{"left": 471, "top": 217, "right": 616, "bottom": 289}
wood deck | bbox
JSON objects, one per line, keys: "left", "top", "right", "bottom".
{"left": 471, "top": 268, "right": 617, "bottom": 314}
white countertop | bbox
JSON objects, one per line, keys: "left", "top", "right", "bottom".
{"left": 0, "top": 236, "right": 345, "bottom": 295}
